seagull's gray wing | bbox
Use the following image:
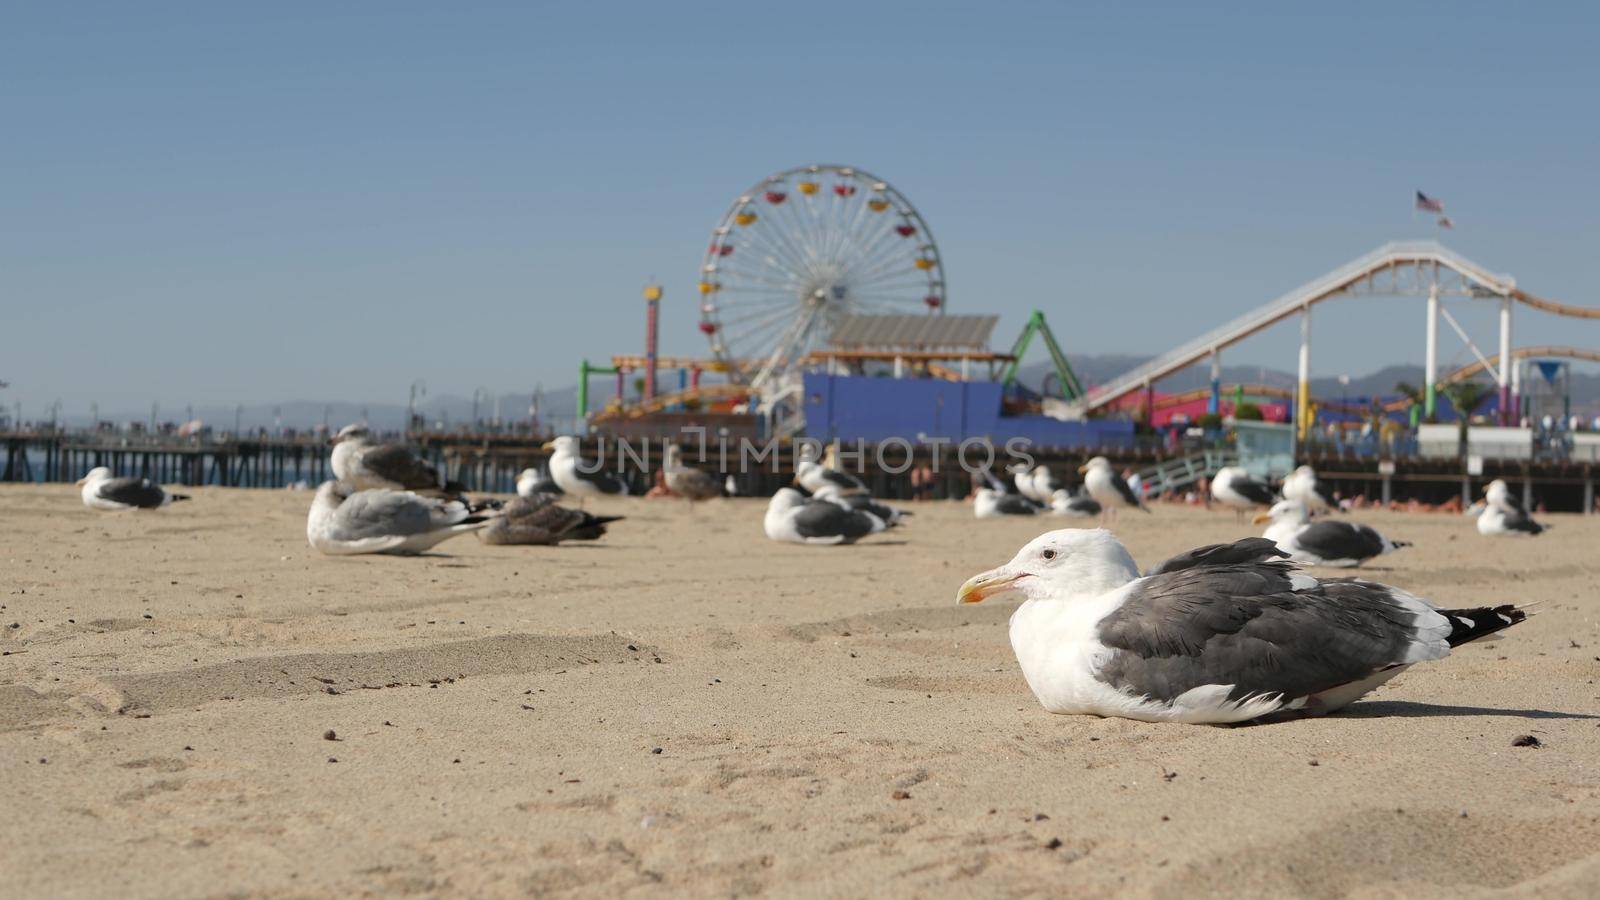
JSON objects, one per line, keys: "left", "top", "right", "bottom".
{"left": 360, "top": 443, "right": 444, "bottom": 491}
{"left": 994, "top": 493, "right": 1040, "bottom": 515}
{"left": 97, "top": 477, "right": 167, "bottom": 508}
{"left": 1096, "top": 558, "right": 1434, "bottom": 707}
{"left": 332, "top": 490, "right": 438, "bottom": 539}
{"left": 1294, "top": 522, "right": 1387, "bottom": 561}
{"left": 792, "top": 500, "right": 877, "bottom": 541}
{"left": 1113, "top": 474, "right": 1147, "bottom": 509}
{"left": 1233, "top": 476, "right": 1277, "bottom": 506}
{"left": 1144, "top": 537, "right": 1287, "bottom": 576}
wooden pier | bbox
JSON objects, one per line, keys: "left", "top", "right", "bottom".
{"left": 3, "top": 430, "right": 1594, "bottom": 512}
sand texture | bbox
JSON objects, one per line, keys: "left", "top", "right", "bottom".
{"left": 3, "top": 484, "right": 1599, "bottom": 898}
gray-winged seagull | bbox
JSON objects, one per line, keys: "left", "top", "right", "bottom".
{"left": 478, "top": 493, "right": 622, "bottom": 545}
{"left": 1079, "top": 457, "right": 1147, "bottom": 523}
{"left": 1478, "top": 479, "right": 1547, "bottom": 536}
{"left": 77, "top": 467, "right": 190, "bottom": 510}
{"left": 541, "top": 436, "right": 629, "bottom": 499}
{"left": 1281, "top": 465, "right": 1336, "bottom": 512}
{"left": 957, "top": 530, "right": 1527, "bottom": 724}
{"left": 1211, "top": 466, "right": 1276, "bottom": 520}
{"left": 1255, "top": 500, "right": 1410, "bottom": 567}
{"left": 663, "top": 443, "right": 724, "bottom": 505}
{"left": 307, "top": 481, "right": 499, "bottom": 555}
{"left": 330, "top": 424, "right": 458, "bottom": 495}
{"left": 974, "top": 487, "right": 1041, "bottom": 518}
{"left": 765, "top": 487, "right": 890, "bottom": 544}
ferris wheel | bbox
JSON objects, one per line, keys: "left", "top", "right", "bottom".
{"left": 697, "top": 164, "right": 946, "bottom": 391}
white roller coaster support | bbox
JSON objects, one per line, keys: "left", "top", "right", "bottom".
{"left": 1511, "top": 355, "right": 1522, "bottom": 423}
{"left": 1297, "top": 308, "right": 1311, "bottom": 440}
{"left": 1424, "top": 282, "right": 1439, "bottom": 418}
{"left": 1498, "top": 297, "right": 1512, "bottom": 424}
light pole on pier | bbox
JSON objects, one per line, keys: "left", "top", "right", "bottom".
{"left": 408, "top": 380, "right": 427, "bottom": 435}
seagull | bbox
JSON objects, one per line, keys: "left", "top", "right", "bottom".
{"left": 1050, "top": 487, "right": 1102, "bottom": 518}
{"left": 1254, "top": 500, "right": 1410, "bottom": 567}
{"left": 541, "top": 436, "right": 630, "bottom": 500}
{"left": 478, "top": 493, "right": 622, "bottom": 545}
{"left": 1030, "top": 466, "right": 1061, "bottom": 503}
{"left": 1078, "top": 457, "right": 1147, "bottom": 523}
{"left": 77, "top": 467, "right": 190, "bottom": 510}
{"left": 515, "top": 466, "right": 562, "bottom": 499}
{"left": 794, "top": 459, "right": 868, "bottom": 496}
{"left": 975, "top": 486, "right": 1041, "bottom": 518}
{"left": 663, "top": 443, "right": 724, "bottom": 505}
{"left": 330, "top": 424, "right": 459, "bottom": 495}
{"left": 1008, "top": 463, "right": 1045, "bottom": 503}
{"left": 1281, "top": 465, "right": 1336, "bottom": 513}
{"left": 1210, "top": 466, "right": 1276, "bottom": 520}
{"left": 956, "top": 530, "right": 1528, "bottom": 724}
{"left": 1478, "top": 479, "right": 1548, "bottom": 536}
{"left": 306, "top": 481, "right": 499, "bottom": 555}
{"left": 815, "top": 483, "right": 911, "bottom": 525}
{"left": 764, "top": 487, "right": 890, "bottom": 544}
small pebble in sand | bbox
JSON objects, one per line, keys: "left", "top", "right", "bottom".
{"left": 1511, "top": 735, "right": 1543, "bottom": 748}
{"left": 323, "top": 730, "right": 338, "bottom": 741}
{"left": 651, "top": 747, "right": 663, "bottom": 755}
{"left": 1045, "top": 838, "right": 1064, "bottom": 850}
{"left": 891, "top": 790, "right": 911, "bottom": 800}
{"left": 328, "top": 757, "right": 338, "bottom": 763}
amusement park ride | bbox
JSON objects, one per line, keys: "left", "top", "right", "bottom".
{"left": 584, "top": 163, "right": 957, "bottom": 431}
{"left": 578, "top": 163, "right": 1599, "bottom": 441}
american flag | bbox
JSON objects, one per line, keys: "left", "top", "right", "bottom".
{"left": 1415, "top": 191, "right": 1444, "bottom": 213}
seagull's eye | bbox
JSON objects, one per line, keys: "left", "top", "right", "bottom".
{"left": 1041, "top": 549, "right": 1057, "bottom": 560}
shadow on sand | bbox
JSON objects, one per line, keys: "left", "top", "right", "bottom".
{"left": 1339, "top": 700, "right": 1600, "bottom": 721}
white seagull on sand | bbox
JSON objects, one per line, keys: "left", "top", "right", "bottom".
{"left": 1254, "top": 500, "right": 1410, "bottom": 567}
{"left": 541, "top": 436, "right": 630, "bottom": 499}
{"left": 1007, "top": 463, "right": 1059, "bottom": 504}
{"left": 1281, "top": 465, "right": 1336, "bottom": 512}
{"left": 1079, "top": 457, "right": 1147, "bottom": 523}
{"left": 1210, "top": 466, "right": 1276, "bottom": 520}
{"left": 330, "top": 424, "right": 457, "bottom": 495}
{"left": 975, "top": 486, "right": 1041, "bottom": 518}
{"left": 814, "top": 483, "right": 911, "bottom": 525}
{"left": 956, "top": 530, "right": 1528, "bottom": 724}
{"left": 307, "top": 482, "right": 499, "bottom": 555}
{"left": 1478, "top": 479, "right": 1548, "bottom": 536}
{"left": 1050, "top": 487, "right": 1102, "bottom": 518}
{"left": 77, "top": 467, "right": 190, "bottom": 510}
{"left": 764, "top": 487, "right": 890, "bottom": 545}
{"left": 515, "top": 465, "right": 562, "bottom": 499}
{"left": 795, "top": 459, "right": 868, "bottom": 496}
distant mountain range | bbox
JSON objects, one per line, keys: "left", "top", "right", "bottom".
{"left": 28, "top": 354, "right": 1597, "bottom": 431}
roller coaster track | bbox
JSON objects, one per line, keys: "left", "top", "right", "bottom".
{"left": 1070, "top": 240, "right": 1600, "bottom": 416}
{"left": 1440, "top": 345, "right": 1600, "bottom": 385}
{"left": 588, "top": 383, "right": 749, "bottom": 422}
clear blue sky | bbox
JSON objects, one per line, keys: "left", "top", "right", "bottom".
{"left": 4, "top": 1, "right": 1598, "bottom": 418}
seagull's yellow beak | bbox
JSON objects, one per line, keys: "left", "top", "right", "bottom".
{"left": 75, "top": 476, "right": 87, "bottom": 487}
{"left": 956, "top": 568, "right": 1024, "bottom": 604}
{"left": 1251, "top": 512, "right": 1272, "bottom": 525}
{"left": 1076, "top": 464, "right": 1088, "bottom": 474}
{"left": 540, "top": 440, "right": 557, "bottom": 451}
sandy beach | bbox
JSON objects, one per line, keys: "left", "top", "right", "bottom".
{"left": 3, "top": 484, "right": 1599, "bottom": 898}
